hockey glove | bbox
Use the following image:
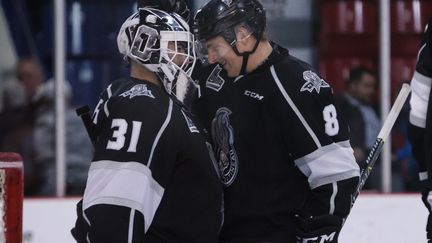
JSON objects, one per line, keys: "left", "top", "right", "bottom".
{"left": 71, "top": 199, "right": 89, "bottom": 243}
{"left": 294, "top": 214, "right": 343, "bottom": 243}
{"left": 422, "top": 187, "right": 432, "bottom": 242}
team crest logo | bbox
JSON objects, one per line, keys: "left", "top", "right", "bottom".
{"left": 206, "top": 65, "right": 225, "bottom": 92}
{"left": 300, "top": 70, "right": 330, "bottom": 93}
{"left": 181, "top": 110, "right": 199, "bottom": 133}
{"left": 221, "top": 0, "right": 232, "bottom": 6}
{"left": 212, "top": 107, "right": 239, "bottom": 186}
{"left": 120, "top": 84, "right": 155, "bottom": 99}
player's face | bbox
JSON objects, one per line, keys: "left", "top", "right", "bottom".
{"left": 167, "top": 41, "right": 189, "bottom": 68}
{"left": 205, "top": 36, "right": 243, "bottom": 77}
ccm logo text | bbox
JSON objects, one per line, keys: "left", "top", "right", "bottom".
{"left": 244, "top": 90, "right": 264, "bottom": 100}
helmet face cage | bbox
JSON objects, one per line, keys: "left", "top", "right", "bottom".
{"left": 117, "top": 8, "right": 198, "bottom": 106}
{"left": 159, "top": 29, "right": 198, "bottom": 106}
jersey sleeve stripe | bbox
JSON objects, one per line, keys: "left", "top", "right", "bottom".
{"left": 103, "top": 100, "right": 110, "bottom": 117}
{"left": 82, "top": 160, "right": 164, "bottom": 232}
{"left": 148, "top": 99, "right": 173, "bottom": 167}
{"left": 329, "top": 182, "right": 337, "bottom": 215}
{"left": 409, "top": 70, "right": 431, "bottom": 128}
{"left": 295, "top": 140, "right": 351, "bottom": 164}
{"left": 294, "top": 142, "right": 360, "bottom": 189}
{"left": 128, "top": 209, "right": 135, "bottom": 243}
{"left": 416, "top": 43, "right": 426, "bottom": 61}
{"left": 107, "top": 83, "right": 113, "bottom": 98}
{"left": 270, "top": 65, "right": 322, "bottom": 148}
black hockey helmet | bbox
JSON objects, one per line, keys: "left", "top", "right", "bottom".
{"left": 192, "top": 0, "right": 266, "bottom": 44}
{"left": 193, "top": 0, "right": 266, "bottom": 75}
{"left": 138, "top": 0, "right": 191, "bottom": 22}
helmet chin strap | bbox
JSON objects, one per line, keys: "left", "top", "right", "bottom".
{"left": 231, "top": 35, "right": 261, "bottom": 76}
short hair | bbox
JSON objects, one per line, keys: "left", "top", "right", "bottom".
{"left": 235, "top": 22, "right": 267, "bottom": 41}
{"left": 347, "top": 67, "right": 374, "bottom": 85}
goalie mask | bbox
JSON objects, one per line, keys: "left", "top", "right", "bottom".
{"left": 117, "top": 8, "right": 198, "bottom": 107}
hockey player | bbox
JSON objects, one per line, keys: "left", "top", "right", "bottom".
{"left": 71, "top": 8, "right": 222, "bottom": 242}
{"left": 192, "top": 0, "right": 360, "bottom": 242}
{"left": 408, "top": 16, "right": 432, "bottom": 242}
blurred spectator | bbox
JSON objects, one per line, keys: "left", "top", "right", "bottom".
{"left": 0, "top": 57, "right": 44, "bottom": 195}
{"left": 32, "top": 80, "right": 93, "bottom": 196}
{"left": 16, "top": 57, "right": 44, "bottom": 103}
{"left": 335, "top": 67, "right": 381, "bottom": 189}
{"left": 0, "top": 57, "right": 92, "bottom": 196}
{"left": 0, "top": 74, "right": 26, "bottom": 113}
{"left": 0, "top": 57, "right": 44, "bottom": 141}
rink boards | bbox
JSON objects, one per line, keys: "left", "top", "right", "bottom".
{"left": 22, "top": 193, "right": 427, "bottom": 243}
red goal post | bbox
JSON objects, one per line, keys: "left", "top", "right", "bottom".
{"left": 0, "top": 153, "right": 23, "bottom": 243}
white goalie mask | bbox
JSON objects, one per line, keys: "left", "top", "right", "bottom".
{"left": 117, "top": 8, "right": 198, "bottom": 107}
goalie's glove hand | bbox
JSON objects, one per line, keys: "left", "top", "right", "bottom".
{"left": 294, "top": 214, "right": 343, "bottom": 243}
{"left": 422, "top": 186, "right": 432, "bottom": 242}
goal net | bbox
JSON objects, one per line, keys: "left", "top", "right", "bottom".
{"left": 0, "top": 153, "right": 23, "bottom": 243}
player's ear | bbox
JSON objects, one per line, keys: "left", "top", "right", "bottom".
{"left": 235, "top": 25, "right": 252, "bottom": 43}
{"left": 234, "top": 25, "right": 253, "bottom": 51}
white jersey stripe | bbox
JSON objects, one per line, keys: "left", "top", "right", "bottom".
{"left": 409, "top": 70, "right": 431, "bottom": 128}
{"left": 128, "top": 209, "right": 135, "bottom": 243}
{"left": 295, "top": 141, "right": 351, "bottom": 165}
{"left": 148, "top": 99, "right": 173, "bottom": 167}
{"left": 294, "top": 142, "right": 359, "bottom": 189}
{"left": 103, "top": 100, "right": 110, "bottom": 118}
{"left": 329, "top": 182, "right": 337, "bottom": 215}
{"left": 270, "top": 65, "right": 322, "bottom": 147}
{"left": 417, "top": 43, "right": 426, "bottom": 61}
{"left": 83, "top": 160, "right": 164, "bottom": 232}
{"left": 107, "top": 84, "right": 113, "bottom": 98}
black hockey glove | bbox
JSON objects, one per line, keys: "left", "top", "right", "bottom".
{"left": 422, "top": 186, "right": 432, "bottom": 242}
{"left": 294, "top": 214, "right": 343, "bottom": 243}
{"left": 71, "top": 200, "right": 89, "bottom": 243}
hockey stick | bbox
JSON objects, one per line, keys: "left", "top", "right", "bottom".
{"left": 351, "top": 83, "right": 411, "bottom": 205}
{"left": 76, "top": 105, "right": 97, "bottom": 146}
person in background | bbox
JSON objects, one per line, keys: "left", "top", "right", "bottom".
{"left": 16, "top": 57, "right": 44, "bottom": 103}
{"left": 32, "top": 80, "right": 93, "bottom": 195}
{"left": 71, "top": 8, "right": 222, "bottom": 242}
{"left": 335, "top": 67, "right": 380, "bottom": 165}
{"left": 408, "top": 16, "right": 432, "bottom": 242}
{"left": 335, "top": 67, "right": 381, "bottom": 189}
{"left": 0, "top": 57, "right": 44, "bottom": 195}
{"left": 0, "top": 71, "right": 26, "bottom": 113}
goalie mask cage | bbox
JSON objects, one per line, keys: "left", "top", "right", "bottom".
{"left": 0, "top": 153, "right": 23, "bottom": 243}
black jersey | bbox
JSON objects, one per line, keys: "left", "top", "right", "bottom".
{"left": 409, "top": 16, "right": 432, "bottom": 183}
{"left": 73, "top": 77, "right": 222, "bottom": 242}
{"left": 193, "top": 44, "right": 360, "bottom": 242}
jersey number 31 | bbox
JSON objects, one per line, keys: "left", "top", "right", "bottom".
{"left": 106, "top": 118, "right": 142, "bottom": 152}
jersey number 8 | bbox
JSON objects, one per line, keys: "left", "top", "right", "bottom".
{"left": 323, "top": 104, "right": 339, "bottom": 136}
